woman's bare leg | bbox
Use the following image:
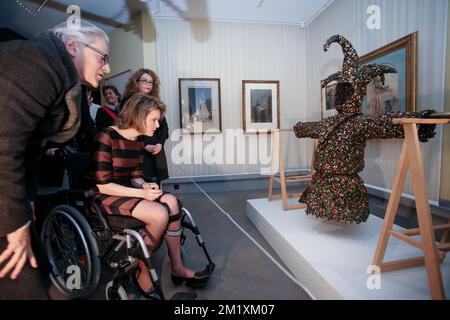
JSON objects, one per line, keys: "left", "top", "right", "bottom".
{"left": 131, "top": 200, "right": 169, "bottom": 292}
{"left": 159, "top": 194, "right": 195, "bottom": 278}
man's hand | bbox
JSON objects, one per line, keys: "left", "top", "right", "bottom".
{"left": 0, "top": 225, "right": 37, "bottom": 280}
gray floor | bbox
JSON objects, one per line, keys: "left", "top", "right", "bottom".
{"left": 47, "top": 182, "right": 448, "bottom": 300}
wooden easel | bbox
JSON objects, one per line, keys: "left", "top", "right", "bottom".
{"left": 268, "top": 129, "right": 316, "bottom": 210}
{"left": 372, "top": 118, "right": 450, "bottom": 300}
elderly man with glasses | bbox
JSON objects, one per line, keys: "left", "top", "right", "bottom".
{"left": 0, "top": 20, "right": 110, "bottom": 299}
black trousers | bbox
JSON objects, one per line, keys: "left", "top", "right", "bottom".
{"left": 0, "top": 226, "right": 50, "bottom": 300}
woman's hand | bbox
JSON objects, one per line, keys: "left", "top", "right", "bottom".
{"left": 144, "top": 144, "right": 162, "bottom": 155}
{"left": 45, "top": 148, "right": 60, "bottom": 157}
{"left": 0, "top": 224, "right": 38, "bottom": 280}
{"left": 142, "top": 187, "right": 163, "bottom": 201}
{"left": 151, "top": 144, "right": 162, "bottom": 155}
{"left": 144, "top": 144, "right": 156, "bottom": 153}
{"left": 141, "top": 182, "right": 159, "bottom": 190}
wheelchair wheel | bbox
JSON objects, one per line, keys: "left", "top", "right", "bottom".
{"left": 41, "top": 204, "right": 101, "bottom": 299}
{"left": 105, "top": 281, "right": 128, "bottom": 300}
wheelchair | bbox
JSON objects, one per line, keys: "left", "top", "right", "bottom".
{"left": 38, "top": 147, "right": 215, "bottom": 300}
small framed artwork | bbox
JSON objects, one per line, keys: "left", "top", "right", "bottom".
{"left": 242, "top": 80, "right": 280, "bottom": 133}
{"left": 359, "top": 31, "right": 418, "bottom": 115}
{"left": 320, "top": 81, "right": 338, "bottom": 119}
{"left": 178, "top": 78, "right": 222, "bottom": 133}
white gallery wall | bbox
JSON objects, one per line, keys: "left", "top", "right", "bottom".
{"left": 154, "top": 0, "right": 448, "bottom": 202}
{"left": 305, "top": 0, "right": 448, "bottom": 201}
{"left": 155, "top": 18, "right": 310, "bottom": 179}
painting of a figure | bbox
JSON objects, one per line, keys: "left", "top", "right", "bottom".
{"left": 242, "top": 80, "right": 279, "bottom": 132}
{"left": 325, "top": 83, "right": 337, "bottom": 110}
{"left": 321, "top": 82, "right": 339, "bottom": 119}
{"left": 250, "top": 89, "right": 272, "bottom": 123}
{"left": 179, "top": 78, "right": 221, "bottom": 133}
{"left": 188, "top": 87, "right": 212, "bottom": 122}
{"left": 362, "top": 47, "right": 407, "bottom": 115}
{"left": 365, "top": 73, "right": 399, "bottom": 115}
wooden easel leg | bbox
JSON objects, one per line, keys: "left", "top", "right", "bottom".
{"left": 404, "top": 125, "right": 445, "bottom": 300}
{"left": 440, "top": 219, "right": 449, "bottom": 244}
{"left": 268, "top": 131, "right": 278, "bottom": 201}
{"left": 278, "top": 137, "right": 289, "bottom": 210}
{"left": 440, "top": 220, "right": 449, "bottom": 260}
{"left": 280, "top": 177, "right": 289, "bottom": 210}
{"left": 268, "top": 176, "right": 274, "bottom": 200}
{"left": 372, "top": 141, "right": 409, "bottom": 269}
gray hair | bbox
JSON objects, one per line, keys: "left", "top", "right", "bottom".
{"left": 51, "top": 20, "right": 109, "bottom": 46}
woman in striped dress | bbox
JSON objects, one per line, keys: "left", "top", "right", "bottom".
{"left": 91, "top": 94, "right": 208, "bottom": 299}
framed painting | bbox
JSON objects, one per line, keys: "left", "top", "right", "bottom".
{"left": 178, "top": 78, "right": 222, "bottom": 133}
{"left": 320, "top": 81, "right": 338, "bottom": 119}
{"left": 359, "top": 32, "right": 418, "bottom": 115}
{"left": 242, "top": 80, "right": 280, "bottom": 133}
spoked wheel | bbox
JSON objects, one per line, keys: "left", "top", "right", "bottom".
{"left": 41, "top": 205, "right": 101, "bottom": 299}
{"left": 105, "top": 281, "right": 128, "bottom": 300}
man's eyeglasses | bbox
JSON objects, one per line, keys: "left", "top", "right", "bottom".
{"left": 78, "top": 41, "right": 109, "bottom": 65}
{"left": 138, "top": 80, "right": 153, "bottom": 85}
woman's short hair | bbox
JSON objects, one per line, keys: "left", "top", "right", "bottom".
{"left": 123, "top": 68, "right": 160, "bottom": 100}
{"left": 51, "top": 20, "right": 109, "bottom": 46}
{"left": 102, "top": 85, "right": 121, "bottom": 102}
{"left": 117, "top": 94, "right": 166, "bottom": 133}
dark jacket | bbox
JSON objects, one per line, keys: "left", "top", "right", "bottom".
{"left": 73, "top": 86, "right": 98, "bottom": 152}
{"left": 0, "top": 32, "right": 81, "bottom": 236}
{"left": 137, "top": 116, "right": 169, "bottom": 182}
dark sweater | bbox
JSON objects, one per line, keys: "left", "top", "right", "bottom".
{"left": 137, "top": 117, "right": 169, "bottom": 182}
{"left": 0, "top": 32, "right": 81, "bottom": 236}
{"left": 95, "top": 105, "right": 118, "bottom": 131}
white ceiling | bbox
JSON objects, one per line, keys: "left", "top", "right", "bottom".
{"left": 154, "top": 0, "right": 333, "bottom": 25}
{"left": 0, "top": 0, "right": 334, "bottom": 38}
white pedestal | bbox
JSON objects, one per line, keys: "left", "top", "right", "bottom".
{"left": 247, "top": 198, "right": 450, "bottom": 300}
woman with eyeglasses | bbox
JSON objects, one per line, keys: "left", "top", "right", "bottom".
{"left": 0, "top": 20, "right": 110, "bottom": 299}
{"left": 122, "top": 69, "right": 169, "bottom": 185}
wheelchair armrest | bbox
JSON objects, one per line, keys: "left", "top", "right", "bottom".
{"left": 65, "top": 187, "right": 97, "bottom": 201}
{"left": 84, "top": 187, "right": 98, "bottom": 199}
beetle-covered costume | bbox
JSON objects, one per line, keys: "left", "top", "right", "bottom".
{"left": 294, "top": 35, "right": 435, "bottom": 224}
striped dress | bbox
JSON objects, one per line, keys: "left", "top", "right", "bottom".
{"left": 91, "top": 127, "right": 145, "bottom": 216}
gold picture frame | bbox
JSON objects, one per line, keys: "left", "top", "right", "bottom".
{"left": 359, "top": 31, "right": 418, "bottom": 115}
